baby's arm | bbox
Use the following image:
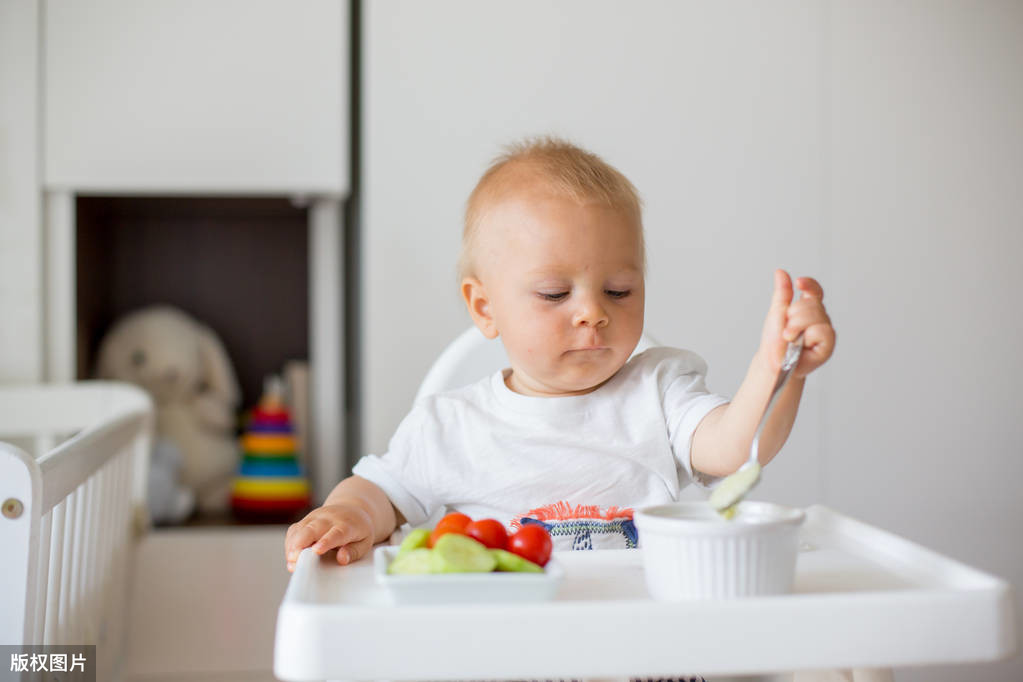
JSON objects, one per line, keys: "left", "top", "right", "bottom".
{"left": 691, "top": 270, "right": 835, "bottom": 477}
{"left": 284, "top": 475, "right": 405, "bottom": 572}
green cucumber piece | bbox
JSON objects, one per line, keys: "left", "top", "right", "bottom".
{"left": 431, "top": 534, "right": 497, "bottom": 573}
{"left": 396, "top": 528, "right": 431, "bottom": 557}
{"left": 387, "top": 548, "right": 435, "bottom": 575}
{"left": 490, "top": 549, "right": 543, "bottom": 573}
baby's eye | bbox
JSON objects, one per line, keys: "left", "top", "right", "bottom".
{"left": 605, "top": 289, "right": 631, "bottom": 299}
{"left": 538, "top": 292, "right": 569, "bottom": 301}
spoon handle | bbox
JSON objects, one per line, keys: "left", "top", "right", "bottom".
{"left": 749, "top": 334, "right": 804, "bottom": 465}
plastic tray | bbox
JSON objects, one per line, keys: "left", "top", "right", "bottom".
{"left": 373, "top": 545, "right": 565, "bottom": 604}
{"left": 274, "top": 505, "right": 1017, "bottom": 681}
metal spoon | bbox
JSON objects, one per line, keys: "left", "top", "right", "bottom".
{"left": 709, "top": 333, "right": 804, "bottom": 516}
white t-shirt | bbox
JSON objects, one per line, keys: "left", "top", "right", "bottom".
{"left": 352, "top": 347, "right": 729, "bottom": 550}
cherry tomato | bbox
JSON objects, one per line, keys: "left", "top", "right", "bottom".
{"left": 464, "top": 518, "right": 509, "bottom": 550}
{"left": 508, "top": 524, "right": 552, "bottom": 567}
{"left": 428, "top": 512, "right": 472, "bottom": 547}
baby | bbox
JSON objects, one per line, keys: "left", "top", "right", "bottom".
{"left": 285, "top": 136, "right": 835, "bottom": 570}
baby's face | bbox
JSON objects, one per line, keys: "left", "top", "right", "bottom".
{"left": 472, "top": 189, "right": 645, "bottom": 396}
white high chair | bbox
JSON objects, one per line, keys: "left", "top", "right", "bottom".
{"left": 413, "top": 326, "right": 660, "bottom": 402}
{"left": 272, "top": 329, "right": 1016, "bottom": 682}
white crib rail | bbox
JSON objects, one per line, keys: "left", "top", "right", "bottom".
{"left": 0, "top": 382, "right": 152, "bottom": 681}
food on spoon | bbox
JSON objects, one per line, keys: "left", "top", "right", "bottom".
{"left": 428, "top": 512, "right": 472, "bottom": 547}
{"left": 709, "top": 461, "right": 761, "bottom": 519}
{"left": 431, "top": 533, "right": 497, "bottom": 573}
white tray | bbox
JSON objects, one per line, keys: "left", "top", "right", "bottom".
{"left": 373, "top": 545, "right": 565, "bottom": 604}
{"left": 274, "top": 505, "right": 1017, "bottom": 681}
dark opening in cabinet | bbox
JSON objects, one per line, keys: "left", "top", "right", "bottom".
{"left": 75, "top": 196, "right": 310, "bottom": 408}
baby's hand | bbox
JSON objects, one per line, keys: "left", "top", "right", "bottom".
{"left": 284, "top": 503, "right": 374, "bottom": 572}
{"left": 759, "top": 269, "right": 835, "bottom": 378}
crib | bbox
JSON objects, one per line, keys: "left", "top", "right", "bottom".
{"left": 0, "top": 382, "right": 153, "bottom": 682}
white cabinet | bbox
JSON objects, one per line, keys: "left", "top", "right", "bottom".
{"left": 37, "top": 1, "right": 349, "bottom": 501}
{"left": 0, "top": 0, "right": 42, "bottom": 383}
{"left": 43, "top": 0, "right": 348, "bottom": 194}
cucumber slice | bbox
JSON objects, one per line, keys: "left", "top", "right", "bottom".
{"left": 490, "top": 549, "right": 543, "bottom": 573}
{"left": 431, "top": 534, "right": 497, "bottom": 573}
{"left": 387, "top": 548, "right": 435, "bottom": 575}
{"left": 396, "top": 528, "right": 431, "bottom": 557}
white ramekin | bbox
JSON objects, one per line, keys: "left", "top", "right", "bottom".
{"left": 633, "top": 501, "right": 805, "bottom": 600}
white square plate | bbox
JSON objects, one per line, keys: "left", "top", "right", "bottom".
{"left": 373, "top": 545, "right": 565, "bottom": 604}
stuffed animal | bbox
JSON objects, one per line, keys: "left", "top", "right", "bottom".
{"left": 97, "top": 305, "right": 241, "bottom": 517}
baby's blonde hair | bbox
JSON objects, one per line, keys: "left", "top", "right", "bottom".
{"left": 458, "top": 136, "right": 644, "bottom": 282}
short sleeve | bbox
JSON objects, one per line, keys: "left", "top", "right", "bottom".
{"left": 350, "top": 408, "right": 442, "bottom": 527}
{"left": 658, "top": 350, "right": 730, "bottom": 490}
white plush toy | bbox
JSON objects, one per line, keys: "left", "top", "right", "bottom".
{"left": 97, "top": 305, "right": 241, "bottom": 517}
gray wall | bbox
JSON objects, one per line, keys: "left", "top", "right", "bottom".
{"left": 363, "top": 2, "right": 1022, "bottom": 679}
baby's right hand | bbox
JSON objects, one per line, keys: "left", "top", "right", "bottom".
{"left": 284, "top": 503, "right": 374, "bottom": 572}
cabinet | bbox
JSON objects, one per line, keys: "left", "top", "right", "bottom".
{"left": 34, "top": 1, "right": 350, "bottom": 503}
{"left": 44, "top": 0, "right": 348, "bottom": 194}
{"left": 6, "top": 3, "right": 339, "bottom": 679}
{"left": 0, "top": 0, "right": 42, "bottom": 383}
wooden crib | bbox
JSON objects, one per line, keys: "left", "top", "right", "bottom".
{"left": 0, "top": 382, "right": 152, "bottom": 681}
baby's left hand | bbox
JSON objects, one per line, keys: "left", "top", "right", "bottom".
{"left": 759, "top": 269, "right": 835, "bottom": 378}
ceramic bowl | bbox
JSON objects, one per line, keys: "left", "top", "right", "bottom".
{"left": 634, "top": 501, "right": 805, "bottom": 600}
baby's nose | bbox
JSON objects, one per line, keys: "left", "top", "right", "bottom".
{"left": 572, "top": 298, "right": 609, "bottom": 327}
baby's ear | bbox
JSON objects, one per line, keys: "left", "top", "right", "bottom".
{"left": 460, "top": 277, "right": 498, "bottom": 339}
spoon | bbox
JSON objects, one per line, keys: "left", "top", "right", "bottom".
{"left": 709, "top": 333, "right": 804, "bottom": 517}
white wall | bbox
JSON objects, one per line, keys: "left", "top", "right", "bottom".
{"left": 363, "top": 0, "right": 828, "bottom": 502}
{"left": 825, "top": 5, "right": 1023, "bottom": 679}
{"left": 0, "top": 0, "right": 42, "bottom": 383}
{"left": 363, "top": 1, "right": 1023, "bottom": 679}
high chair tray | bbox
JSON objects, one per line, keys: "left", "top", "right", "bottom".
{"left": 274, "top": 505, "right": 1016, "bottom": 681}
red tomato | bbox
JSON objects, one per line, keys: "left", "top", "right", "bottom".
{"left": 428, "top": 512, "right": 472, "bottom": 547}
{"left": 464, "top": 518, "right": 509, "bottom": 550}
{"left": 508, "top": 524, "right": 553, "bottom": 567}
